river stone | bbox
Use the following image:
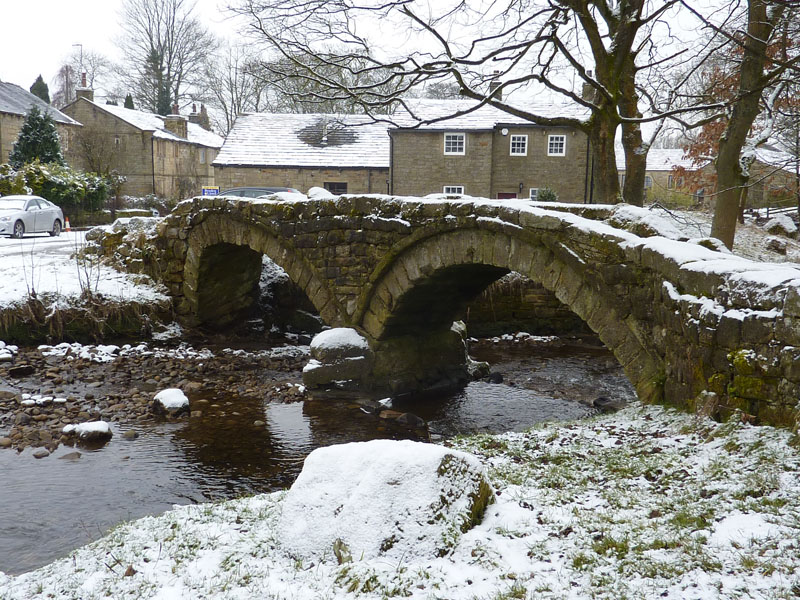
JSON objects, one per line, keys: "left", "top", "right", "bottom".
{"left": 62, "top": 421, "right": 113, "bottom": 444}
{"left": 278, "top": 439, "right": 494, "bottom": 562}
{"left": 8, "top": 365, "right": 35, "bottom": 378}
{"left": 58, "top": 451, "right": 82, "bottom": 460}
{"left": 33, "top": 448, "right": 50, "bottom": 459}
{"left": 303, "top": 329, "right": 375, "bottom": 390}
{"left": 0, "top": 437, "right": 12, "bottom": 448}
{"left": 151, "top": 388, "right": 190, "bottom": 417}
{"left": 309, "top": 328, "right": 371, "bottom": 362}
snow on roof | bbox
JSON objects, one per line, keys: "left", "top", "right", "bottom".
{"left": 86, "top": 100, "right": 223, "bottom": 148}
{"left": 753, "top": 146, "right": 799, "bottom": 174}
{"left": 391, "top": 98, "right": 592, "bottom": 131}
{"left": 213, "top": 112, "right": 391, "bottom": 168}
{"left": 615, "top": 147, "right": 700, "bottom": 173}
{"left": 0, "top": 81, "right": 80, "bottom": 126}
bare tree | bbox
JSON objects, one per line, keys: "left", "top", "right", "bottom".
{"left": 234, "top": 0, "right": 705, "bottom": 206}
{"left": 51, "top": 49, "right": 113, "bottom": 108}
{"left": 679, "top": 0, "right": 800, "bottom": 248}
{"left": 118, "top": 0, "right": 216, "bottom": 115}
{"left": 51, "top": 64, "right": 78, "bottom": 109}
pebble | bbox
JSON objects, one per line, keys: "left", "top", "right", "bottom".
{"left": 33, "top": 448, "right": 50, "bottom": 459}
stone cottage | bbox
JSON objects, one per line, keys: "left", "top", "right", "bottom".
{"left": 0, "top": 80, "right": 81, "bottom": 164}
{"left": 63, "top": 90, "right": 223, "bottom": 199}
{"left": 213, "top": 113, "right": 391, "bottom": 195}
{"left": 389, "top": 99, "right": 594, "bottom": 202}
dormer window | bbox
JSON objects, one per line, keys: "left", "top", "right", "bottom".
{"left": 444, "top": 133, "right": 465, "bottom": 155}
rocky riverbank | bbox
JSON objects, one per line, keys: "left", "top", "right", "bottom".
{"left": 0, "top": 339, "right": 310, "bottom": 454}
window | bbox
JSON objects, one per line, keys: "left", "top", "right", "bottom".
{"left": 644, "top": 175, "right": 653, "bottom": 189}
{"left": 510, "top": 135, "right": 528, "bottom": 156}
{"left": 547, "top": 134, "right": 566, "bottom": 156}
{"left": 114, "top": 136, "right": 120, "bottom": 148}
{"left": 444, "top": 133, "right": 465, "bottom": 155}
{"left": 529, "top": 188, "right": 539, "bottom": 200}
{"left": 324, "top": 182, "right": 348, "bottom": 195}
{"left": 200, "top": 148, "right": 206, "bottom": 164}
{"left": 443, "top": 185, "right": 464, "bottom": 194}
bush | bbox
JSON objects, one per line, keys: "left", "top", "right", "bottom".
{"left": 0, "top": 161, "right": 109, "bottom": 214}
{"left": 537, "top": 187, "right": 558, "bottom": 202}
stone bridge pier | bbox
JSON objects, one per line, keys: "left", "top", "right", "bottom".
{"left": 137, "top": 194, "right": 800, "bottom": 427}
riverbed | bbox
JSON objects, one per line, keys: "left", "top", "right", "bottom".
{"left": 0, "top": 333, "right": 635, "bottom": 575}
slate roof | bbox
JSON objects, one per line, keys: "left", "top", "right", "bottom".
{"left": 0, "top": 81, "right": 80, "bottom": 126}
{"left": 391, "top": 99, "right": 592, "bottom": 131}
{"left": 81, "top": 99, "right": 223, "bottom": 148}
{"left": 213, "top": 113, "right": 391, "bottom": 168}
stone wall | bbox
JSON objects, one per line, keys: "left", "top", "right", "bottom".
{"left": 213, "top": 165, "right": 389, "bottom": 195}
{"left": 116, "top": 195, "right": 800, "bottom": 427}
{"left": 390, "top": 126, "right": 591, "bottom": 201}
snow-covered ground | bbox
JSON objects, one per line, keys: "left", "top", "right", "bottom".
{"left": 1, "top": 403, "right": 797, "bottom": 599}
{"left": 0, "top": 231, "right": 167, "bottom": 308}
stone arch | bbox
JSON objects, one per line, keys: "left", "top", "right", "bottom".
{"left": 181, "top": 214, "right": 344, "bottom": 327}
{"left": 357, "top": 222, "right": 664, "bottom": 403}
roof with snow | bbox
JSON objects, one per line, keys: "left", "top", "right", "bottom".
{"left": 615, "top": 148, "right": 700, "bottom": 173}
{"left": 77, "top": 99, "right": 223, "bottom": 148}
{"left": 212, "top": 113, "right": 391, "bottom": 169}
{"left": 391, "top": 98, "right": 592, "bottom": 131}
{"left": 0, "top": 81, "right": 80, "bottom": 126}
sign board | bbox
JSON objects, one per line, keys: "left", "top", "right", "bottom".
{"left": 201, "top": 186, "right": 220, "bottom": 197}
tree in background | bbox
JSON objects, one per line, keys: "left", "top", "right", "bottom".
{"left": 51, "top": 49, "right": 112, "bottom": 108}
{"left": 9, "top": 106, "right": 65, "bottom": 168}
{"left": 117, "top": 0, "right": 216, "bottom": 114}
{"left": 51, "top": 64, "right": 77, "bottom": 108}
{"left": 29, "top": 75, "right": 50, "bottom": 104}
{"left": 124, "top": 94, "right": 135, "bottom": 109}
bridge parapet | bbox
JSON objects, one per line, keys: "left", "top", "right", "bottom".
{"left": 134, "top": 194, "right": 800, "bottom": 427}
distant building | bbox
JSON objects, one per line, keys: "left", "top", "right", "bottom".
{"left": 389, "top": 99, "right": 594, "bottom": 202}
{"left": 63, "top": 88, "right": 223, "bottom": 199}
{"left": 0, "top": 80, "right": 81, "bottom": 164}
{"left": 213, "top": 113, "right": 391, "bottom": 195}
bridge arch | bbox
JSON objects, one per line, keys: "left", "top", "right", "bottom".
{"left": 357, "top": 221, "right": 664, "bottom": 403}
{"left": 181, "top": 214, "right": 344, "bottom": 328}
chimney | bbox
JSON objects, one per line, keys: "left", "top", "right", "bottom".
{"left": 489, "top": 70, "right": 502, "bottom": 101}
{"left": 188, "top": 103, "right": 211, "bottom": 130}
{"left": 164, "top": 105, "right": 188, "bottom": 139}
{"left": 581, "top": 70, "right": 596, "bottom": 102}
{"left": 75, "top": 71, "right": 94, "bottom": 102}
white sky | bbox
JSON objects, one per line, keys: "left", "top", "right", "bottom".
{"left": 0, "top": 0, "right": 245, "bottom": 91}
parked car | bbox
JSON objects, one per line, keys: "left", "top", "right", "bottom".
{"left": 219, "top": 186, "right": 302, "bottom": 198}
{"left": 0, "top": 195, "right": 64, "bottom": 238}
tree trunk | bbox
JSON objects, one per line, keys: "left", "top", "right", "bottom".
{"left": 711, "top": 0, "right": 782, "bottom": 248}
{"left": 618, "top": 69, "right": 647, "bottom": 207}
{"left": 587, "top": 112, "right": 622, "bottom": 204}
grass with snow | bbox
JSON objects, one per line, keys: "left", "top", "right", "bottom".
{"left": 1, "top": 403, "right": 799, "bottom": 599}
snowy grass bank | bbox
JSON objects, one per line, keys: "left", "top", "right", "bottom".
{"left": 2, "top": 402, "right": 798, "bottom": 599}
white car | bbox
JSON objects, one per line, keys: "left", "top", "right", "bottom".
{"left": 0, "top": 195, "right": 65, "bottom": 238}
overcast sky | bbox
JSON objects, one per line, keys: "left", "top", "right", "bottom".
{"left": 0, "top": 0, "right": 243, "bottom": 91}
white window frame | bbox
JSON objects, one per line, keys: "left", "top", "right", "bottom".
{"left": 443, "top": 185, "right": 465, "bottom": 194}
{"left": 444, "top": 133, "right": 465, "bottom": 155}
{"left": 510, "top": 134, "right": 528, "bottom": 156}
{"left": 529, "top": 188, "right": 539, "bottom": 200}
{"left": 547, "top": 134, "right": 566, "bottom": 157}
{"left": 644, "top": 175, "right": 653, "bottom": 189}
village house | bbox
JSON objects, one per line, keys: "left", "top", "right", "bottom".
{"left": 213, "top": 113, "right": 390, "bottom": 195}
{"left": 616, "top": 146, "right": 800, "bottom": 208}
{"left": 0, "top": 80, "right": 81, "bottom": 164}
{"left": 389, "top": 99, "right": 594, "bottom": 202}
{"left": 62, "top": 85, "right": 223, "bottom": 199}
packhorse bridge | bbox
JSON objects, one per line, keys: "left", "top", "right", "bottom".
{"left": 134, "top": 194, "right": 800, "bottom": 427}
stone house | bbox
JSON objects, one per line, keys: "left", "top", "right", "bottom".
{"left": 213, "top": 113, "right": 391, "bottom": 195}
{"left": 62, "top": 90, "right": 223, "bottom": 199}
{"left": 617, "top": 146, "right": 800, "bottom": 208}
{"left": 389, "top": 99, "right": 594, "bottom": 202}
{"left": 0, "top": 80, "right": 81, "bottom": 164}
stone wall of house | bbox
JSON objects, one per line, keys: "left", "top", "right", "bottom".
{"left": 0, "top": 113, "right": 76, "bottom": 165}
{"left": 489, "top": 126, "right": 591, "bottom": 202}
{"left": 213, "top": 165, "right": 390, "bottom": 195}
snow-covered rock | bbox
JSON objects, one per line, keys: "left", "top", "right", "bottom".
{"left": 278, "top": 439, "right": 494, "bottom": 562}
{"left": 62, "top": 421, "right": 113, "bottom": 444}
{"left": 0, "top": 341, "right": 18, "bottom": 362}
{"left": 303, "top": 328, "right": 374, "bottom": 389}
{"left": 764, "top": 214, "right": 797, "bottom": 237}
{"left": 307, "top": 186, "right": 336, "bottom": 199}
{"left": 152, "top": 388, "right": 190, "bottom": 417}
{"left": 308, "top": 327, "right": 370, "bottom": 362}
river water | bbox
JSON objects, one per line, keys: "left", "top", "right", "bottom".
{"left": 0, "top": 336, "right": 634, "bottom": 575}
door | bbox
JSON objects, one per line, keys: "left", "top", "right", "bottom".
{"left": 23, "top": 198, "right": 40, "bottom": 232}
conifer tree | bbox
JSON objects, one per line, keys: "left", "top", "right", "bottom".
{"left": 29, "top": 75, "right": 50, "bottom": 104}
{"left": 9, "top": 106, "right": 65, "bottom": 168}
{"left": 124, "top": 94, "right": 135, "bottom": 109}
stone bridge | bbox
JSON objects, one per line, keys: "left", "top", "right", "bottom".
{"left": 140, "top": 194, "right": 800, "bottom": 427}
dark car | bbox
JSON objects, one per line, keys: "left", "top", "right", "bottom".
{"left": 219, "top": 187, "right": 301, "bottom": 198}
{"left": 0, "top": 195, "right": 65, "bottom": 238}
